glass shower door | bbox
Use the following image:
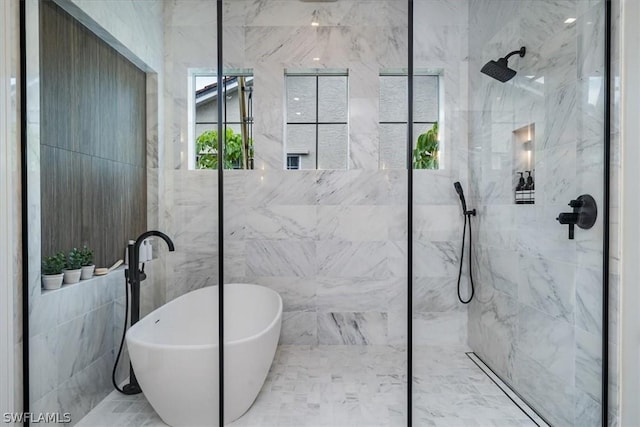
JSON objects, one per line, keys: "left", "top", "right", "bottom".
{"left": 410, "top": 0, "right": 608, "bottom": 426}
{"left": 221, "top": 0, "right": 409, "bottom": 425}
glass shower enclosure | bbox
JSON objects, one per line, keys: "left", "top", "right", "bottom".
{"left": 23, "top": 0, "right": 608, "bottom": 426}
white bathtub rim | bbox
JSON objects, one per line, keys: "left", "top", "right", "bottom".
{"left": 126, "top": 283, "right": 283, "bottom": 350}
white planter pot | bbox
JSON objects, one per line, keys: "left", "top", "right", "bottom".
{"left": 63, "top": 269, "right": 82, "bottom": 284}
{"left": 80, "top": 265, "right": 95, "bottom": 280}
{"left": 42, "top": 273, "right": 64, "bottom": 290}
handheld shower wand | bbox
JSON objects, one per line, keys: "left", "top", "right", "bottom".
{"left": 454, "top": 182, "right": 467, "bottom": 213}
{"left": 453, "top": 182, "right": 476, "bottom": 304}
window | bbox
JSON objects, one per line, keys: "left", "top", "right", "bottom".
{"left": 286, "top": 155, "right": 301, "bottom": 170}
{"left": 379, "top": 71, "right": 441, "bottom": 169}
{"left": 285, "top": 70, "right": 348, "bottom": 170}
{"left": 189, "top": 70, "right": 254, "bottom": 169}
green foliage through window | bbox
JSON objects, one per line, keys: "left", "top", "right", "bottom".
{"left": 196, "top": 128, "right": 254, "bottom": 169}
{"left": 413, "top": 122, "right": 439, "bottom": 169}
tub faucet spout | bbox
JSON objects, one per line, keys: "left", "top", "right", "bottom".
{"left": 128, "top": 231, "right": 175, "bottom": 307}
{"left": 130, "top": 230, "right": 175, "bottom": 283}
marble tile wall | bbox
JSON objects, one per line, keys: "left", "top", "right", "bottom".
{"left": 24, "top": 0, "right": 165, "bottom": 424}
{"left": 165, "top": 169, "right": 409, "bottom": 345}
{"left": 162, "top": 0, "right": 471, "bottom": 347}
{"left": 467, "top": 0, "right": 612, "bottom": 425}
{"left": 164, "top": 173, "right": 469, "bottom": 347}
{"left": 225, "top": 169, "right": 408, "bottom": 346}
{"left": 29, "top": 270, "right": 120, "bottom": 424}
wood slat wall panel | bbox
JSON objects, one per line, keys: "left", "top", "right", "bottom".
{"left": 40, "top": 0, "right": 147, "bottom": 268}
{"left": 97, "top": 41, "right": 117, "bottom": 162}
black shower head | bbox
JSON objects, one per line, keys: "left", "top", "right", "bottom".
{"left": 481, "top": 58, "right": 516, "bottom": 82}
{"left": 481, "top": 47, "right": 526, "bottom": 82}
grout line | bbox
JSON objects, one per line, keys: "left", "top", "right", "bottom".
{"left": 465, "top": 352, "right": 550, "bottom": 426}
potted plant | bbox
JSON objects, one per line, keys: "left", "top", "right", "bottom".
{"left": 63, "top": 247, "right": 83, "bottom": 284}
{"left": 79, "top": 245, "right": 95, "bottom": 280}
{"left": 42, "top": 251, "right": 66, "bottom": 290}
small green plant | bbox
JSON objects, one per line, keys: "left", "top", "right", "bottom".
{"left": 66, "top": 248, "right": 84, "bottom": 270}
{"left": 42, "top": 252, "right": 66, "bottom": 275}
{"left": 413, "top": 122, "right": 439, "bottom": 169}
{"left": 79, "top": 245, "right": 94, "bottom": 267}
{"left": 196, "top": 128, "right": 254, "bottom": 169}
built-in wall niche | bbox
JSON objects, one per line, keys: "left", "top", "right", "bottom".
{"left": 512, "top": 124, "right": 535, "bottom": 204}
{"left": 39, "top": 0, "right": 148, "bottom": 269}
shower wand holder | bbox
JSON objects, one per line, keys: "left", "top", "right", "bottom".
{"left": 556, "top": 194, "right": 597, "bottom": 239}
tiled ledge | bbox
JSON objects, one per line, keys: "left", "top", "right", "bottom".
{"left": 41, "top": 266, "right": 126, "bottom": 296}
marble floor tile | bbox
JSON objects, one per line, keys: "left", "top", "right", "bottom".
{"left": 76, "top": 345, "right": 538, "bottom": 427}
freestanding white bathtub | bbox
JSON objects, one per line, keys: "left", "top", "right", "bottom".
{"left": 126, "top": 284, "right": 282, "bottom": 426}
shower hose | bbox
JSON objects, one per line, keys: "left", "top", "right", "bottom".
{"left": 457, "top": 212, "right": 475, "bottom": 304}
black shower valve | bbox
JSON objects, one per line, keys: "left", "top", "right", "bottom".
{"left": 556, "top": 194, "right": 597, "bottom": 240}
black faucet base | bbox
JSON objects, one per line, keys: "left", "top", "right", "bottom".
{"left": 121, "top": 383, "right": 142, "bottom": 395}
